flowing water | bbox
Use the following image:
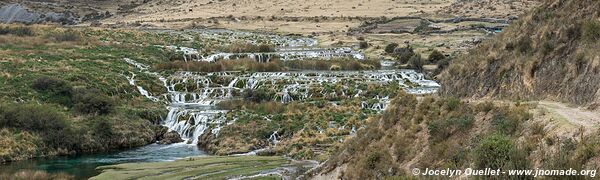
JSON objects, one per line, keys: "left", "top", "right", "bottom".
{"left": 1, "top": 30, "right": 440, "bottom": 179}
{"left": 154, "top": 68, "right": 439, "bottom": 143}
{"left": 0, "top": 143, "right": 204, "bottom": 179}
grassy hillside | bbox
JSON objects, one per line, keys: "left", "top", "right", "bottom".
{"left": 313, "top": 1, "right": 600, "bottom": 178}
{"left": 0, "top": 25, "right": 174, "bottom": 163}
{"left": 439, "top": 0, "right": 600, "bottom": 108}
{"left": 315, "top": 92, "right": 600, "bottom": 179}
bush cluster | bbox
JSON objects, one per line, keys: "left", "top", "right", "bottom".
{"left": 408, "top": 53, "right": 423, "bottom": 72}
{"left": 32, "top": 76, "right": 73, "bottom": 106}
{"left": 581, "top": 20, "right": 600, "bottom": 42}
{"left": 31, "top": 77, "right": 115, "bottom": 115}
{"left": 53, "top": 29, "right": 81, "bottom": 42}
{"left": 358, "top": 41, "right": 369, "bottom": 49}
{"left": 0, "top": 26, "right": 34, "bottom": 36}
{"left": 0, "top": 103, "right": 74, "bottom": 149}
{"left": 73, "top": 88, "right": 115, "bottom": 115}
{"left": 427, "top": 50, "right": 445, "bottom": 63}
{"left": 392, "top": 45, "right": 415, "bottom": 63}
{"left": 242, "top": 88, "right": 273, "bottom": 103}
{"left": 384, "top": 43, "right": 399, "bottom": 53}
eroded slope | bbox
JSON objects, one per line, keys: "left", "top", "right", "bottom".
{"left": 440, "top": 0, "right": 600, "bottom": 108}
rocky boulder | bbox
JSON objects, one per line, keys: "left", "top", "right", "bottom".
{"left": 154, "top": 126, "right": 169, "bottom": 141}
{"left": 197, "top": 128, "right": 215, "bottom": 150}
{"left": 157, "top": 131, "right": 183, "bottom": 145}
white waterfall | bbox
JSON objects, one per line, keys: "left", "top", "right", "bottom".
{"left": 199, "top": 47, "right": 364, "bottom": 62}
{"left": 123, "top": 58, "right": 440, "bottom": 146}
{"left": 268, "top": 131, "right": 279, "bottom": 145}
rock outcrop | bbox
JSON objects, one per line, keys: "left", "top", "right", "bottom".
{"left": 157, "top": 131, "right": 183, "bottom": 145}
{"left": 0, "top": 4, "right": 76, "bottom": 24}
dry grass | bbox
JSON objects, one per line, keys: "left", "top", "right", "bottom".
{"left": 154, "top": 59, "right": 284, "bottom": 72}
{"left": 0, "top": 170, "right": 74, "bottom": 180}
{"left": 217, "top": 100, "right": 286, "bottom": 114}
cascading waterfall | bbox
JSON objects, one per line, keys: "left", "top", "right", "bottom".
{"left": 159, "top": 45, "right": 364, "bottom": 62}
{"left": 124, "top": 58, "right": 440, "bottom": 146}
{"left": 269, "top": 131, "right": 279, "bottom": 145}
{"left": 200, "top": 47, "right": 365, "bottom": 62}
{"left": 164, "top": 70, "right": 440, "bottom": 109}
{"left": 126, "top": 73, "right": 160, "bottom": 102}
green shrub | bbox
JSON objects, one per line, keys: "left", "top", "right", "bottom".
{"left": 540, "top": 41, "right": 554, "bottom": 55}
{"left": 581, "top": 20, "right": 600, "bottom": 42}
{"left": 31, "top": 76, "right": 73, "bottom": 106}
{"left": 0, "top": 103, "right": 74, "bottom": 148}
{"left": 243, "top": 88, "right": 272, "bottom": 103}
{"left": 414, "top": 20, "right": 432, "bottom": 33}
{"left": 473, "top": 134, "right": 514, "bottom": 169}
{"left": 0, "top": 26, "right": 34, "bottom": 36}
{"left": 427, "top": 50, "right": 445, "bottom": 63}
{"left": 408, "top": 53, "right": 423, "bottom": 71}
{"left": 516, "top": 36, "right": 532, "bottom": 54}
{"left": 365, "top": 151, "right": 381, "bottom": 169}
{"left": 492, "top": 107, "right": 530, "bottom": 135}
{"left": 384, "top": 43, "right": 399, "bottom": 53}
{"left": 434, "top": 57, "right": 451, "bottom": 75}
{"left": 475, "top": 101, "right": 495, "bottom": 112}
{"left": 428, "top": 115, "right": 474, "bottom": 142}
{"left": 257, "top": 44, "right": 275, "bottom": 52}
{"left": 12, "top": 26, "right": 33, "bottom": 37}
{"left": 54, "top": 29, "right": 81, "bottom": 42}
{"left": 91, "top": 117, "right": 115, "bottom": 140}
{"left": 446, "top": 97, "right": 461, "bottom": 111}
{"left": 165, "top": 50, "right": 185, "bottom": 61}
{"left": 32, "top": 76, "right": 71, "bottom": 94}
{"left": 0, "top": 170, "right": 73, "bottom": 180}
{"left": 0, "top": 103, "right": 67, "bottom": 132}
{"left": 492, "top": 113, "right": 518, "bottom": 135}
{"left": 394, "top": 45, "right": 415, "bottom": 63}
{"left": 359, "top": 41, "right": 369, "bottom": 49}
{"left": 73, "top": 89, "right": 115, "bottom": 115}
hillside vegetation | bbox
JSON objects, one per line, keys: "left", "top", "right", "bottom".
{"left": 313, "top": 0, "right": 600, "bottom": 178}
{"left": 316, "top": 92, "right": 600, "bottom": 179}
{"left": 440, "top": 0, "right": 600, "bottom": 108}
{"left": 0, "top": 25, "right": 174, "bottom": 163}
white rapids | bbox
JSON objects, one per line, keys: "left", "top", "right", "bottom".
{"left": 159, "top": 45, "right": 364, "bottom": 62}
{"left": 123, "top": 58, "right": 439, "bottom": 145}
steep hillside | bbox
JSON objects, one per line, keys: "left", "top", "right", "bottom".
{"left": 439, "top": 0, "right": 600, "bottom": 108}
{"left": 312, "top": 0, "right": 600, "bottom": 179}
{"left": 313, "top": 92, "right": 600, "bottom": 179}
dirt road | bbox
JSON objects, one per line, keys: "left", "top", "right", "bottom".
{"left": 539, "top": 101, "right": 600, "bottom": 128}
